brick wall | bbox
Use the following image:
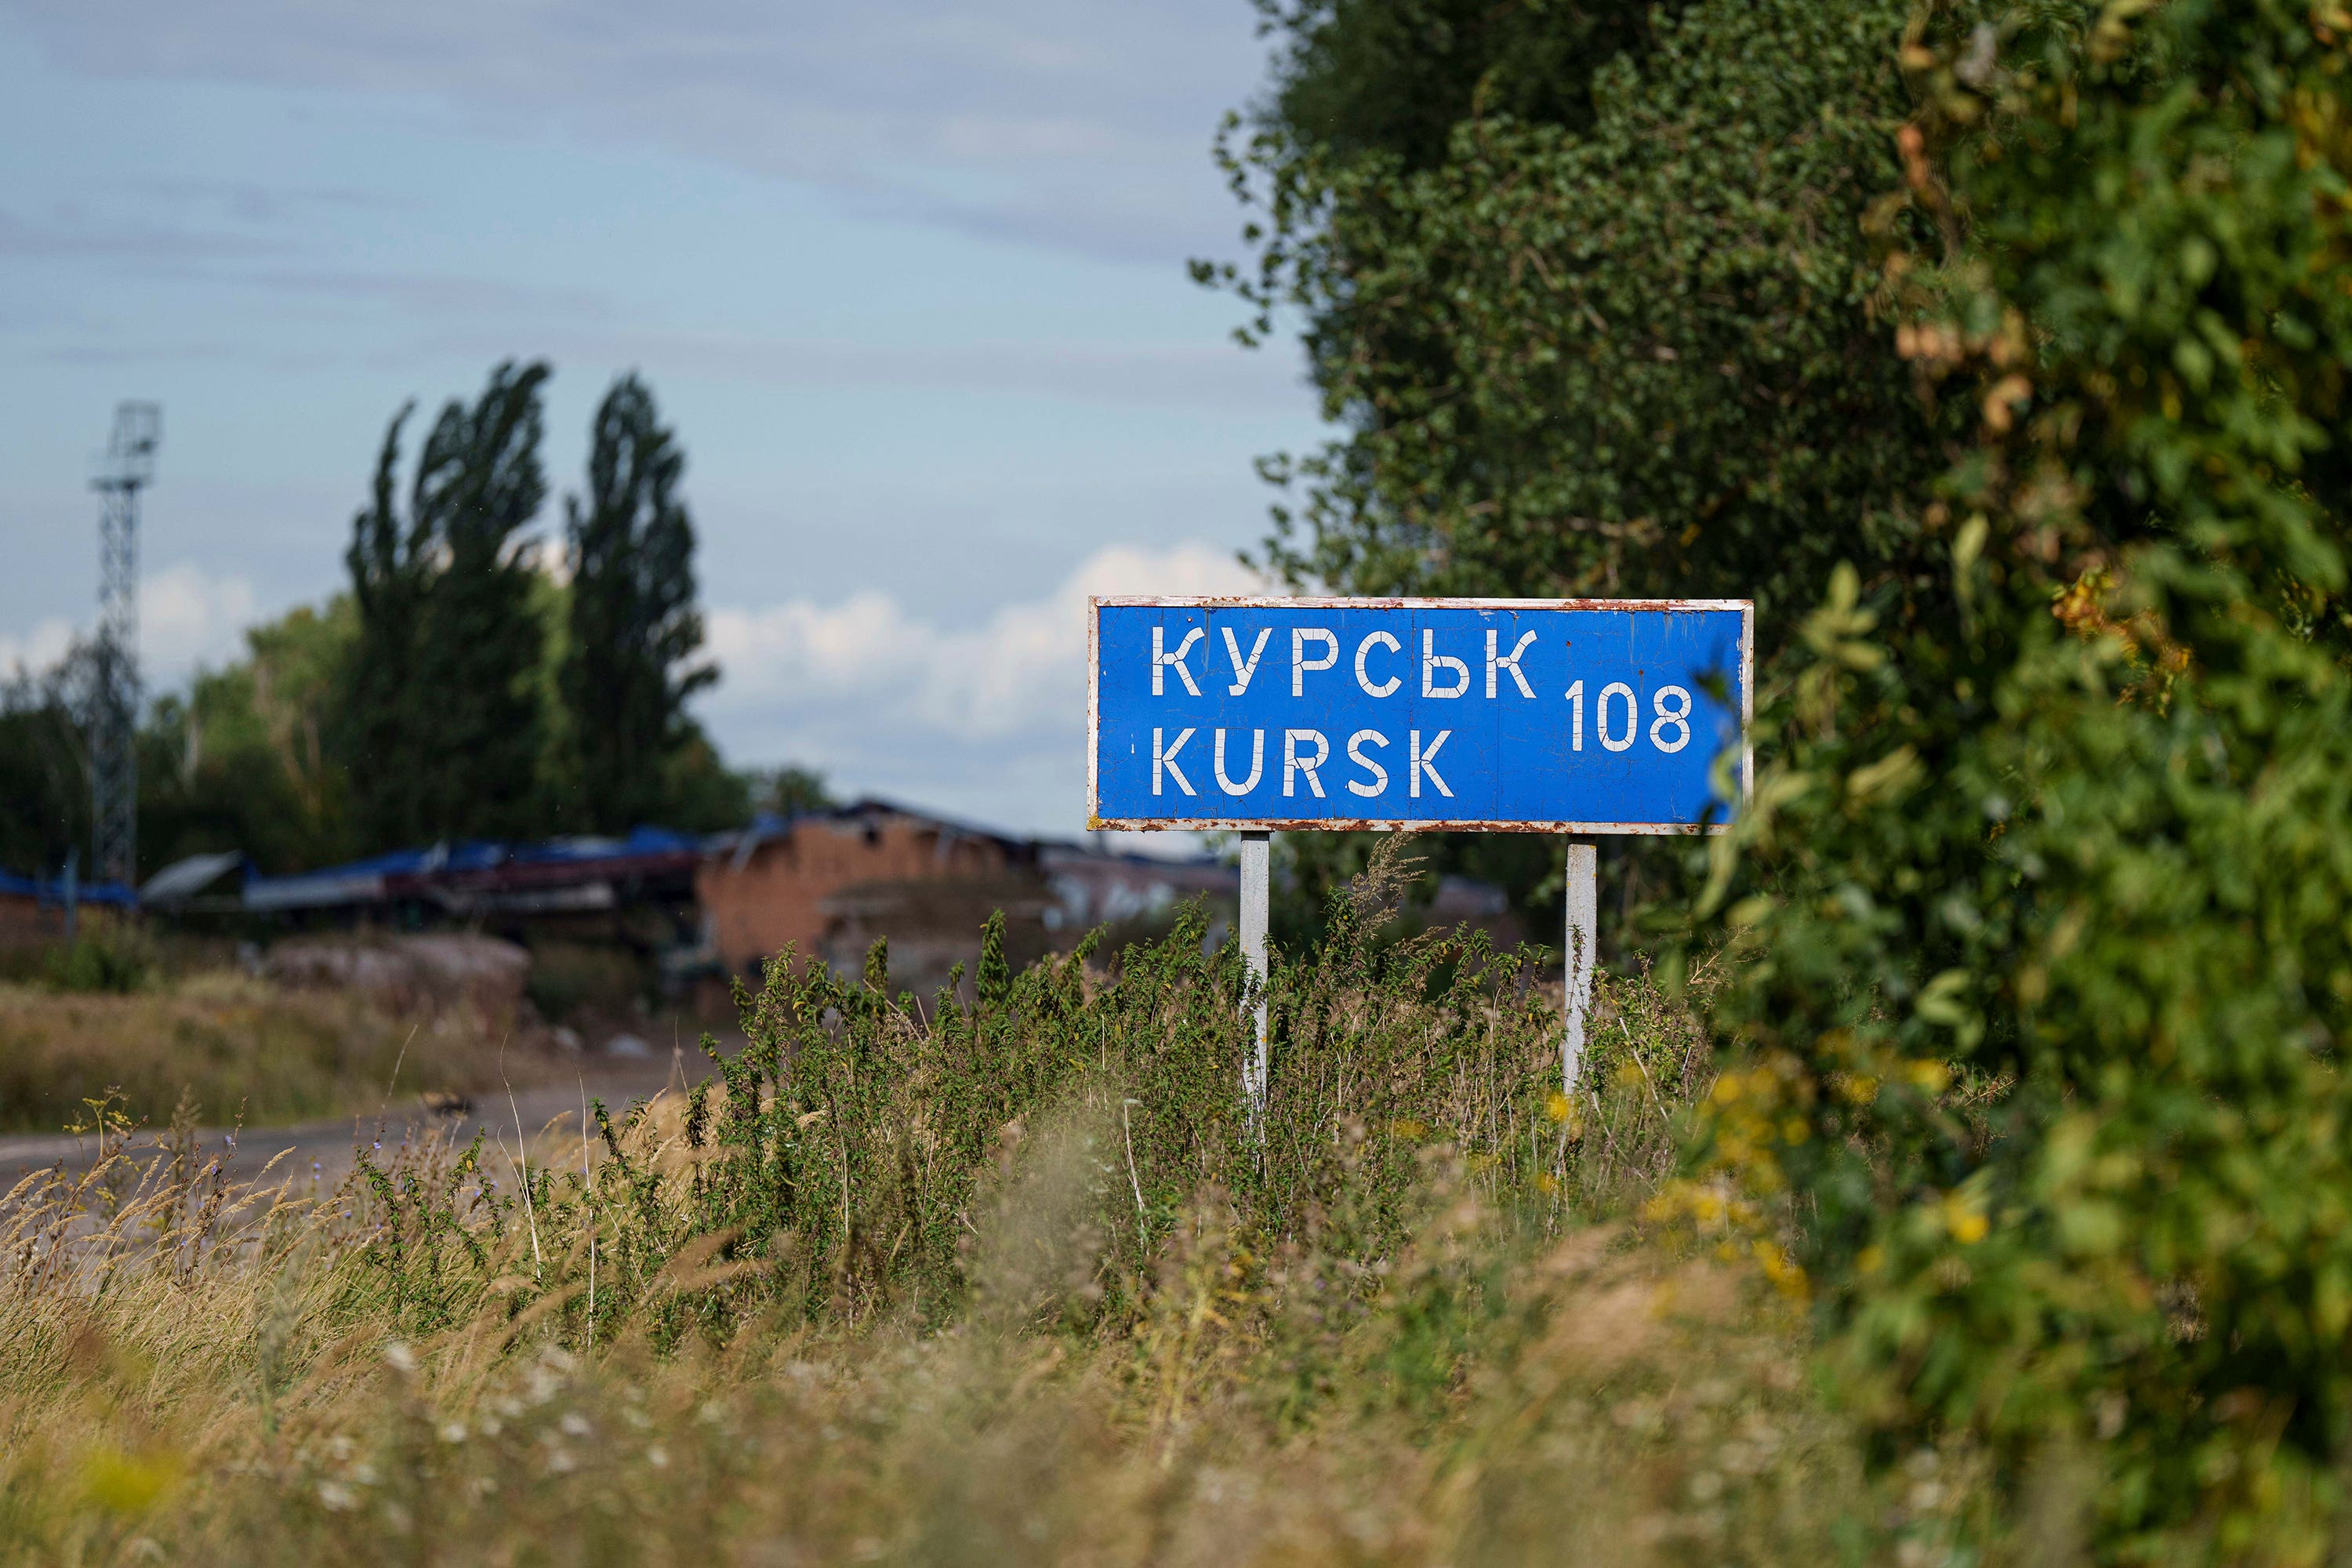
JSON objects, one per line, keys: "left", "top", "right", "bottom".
{"left": 695, "top": 812, "right": 1018, "bottom": 975}
{"left": 0, "top": 892, "right": 64, "bottom": 949}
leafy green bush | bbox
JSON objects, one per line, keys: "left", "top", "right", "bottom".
{"left": 1221, "top": 0, "right": 2352, "bottom": 1552}
{"left": 41, "top": 925, "right": 153, "bottom": 995}
{"left": 1671, "top": 2, "right": 2352, "bottom": 1553}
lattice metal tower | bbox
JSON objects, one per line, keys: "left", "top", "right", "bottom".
{"left": 89, "top": 402, "right": 160, "bottom": 889}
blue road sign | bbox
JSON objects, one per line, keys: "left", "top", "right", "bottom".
{"left": 1088, "top": 598, "right": 1750, "bottom": 833}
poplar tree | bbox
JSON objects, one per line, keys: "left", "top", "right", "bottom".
{"left": 560, "top": 374, "right": 715, "bottom": 833}
{"left": 343, "top": 402, "right": 431, "bottom": 848}
{"left": 343, "top": 360, "right": 554, "bottom": 847}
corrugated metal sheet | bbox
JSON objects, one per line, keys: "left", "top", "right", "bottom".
{"left": 140, "top": 850, "right": 246, "bottom": 905}
{"left": 241, "top": 826, "right": 706, "bottom": 913}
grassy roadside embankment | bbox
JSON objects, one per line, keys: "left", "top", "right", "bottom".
{"left": 0, "top": 862, "right": 2002, "bottom": 1564}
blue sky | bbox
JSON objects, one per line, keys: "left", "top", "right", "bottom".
{"left": 0, "top": 0, "right": 1326, "bottom": 836}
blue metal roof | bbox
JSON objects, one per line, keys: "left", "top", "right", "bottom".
{"left": 241, "top": 823, "right": 710, "bottom": 911}
{"left": 0, "top": 869, "right": 138, "bottom": 907}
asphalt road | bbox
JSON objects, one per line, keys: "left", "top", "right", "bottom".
{"left": 0, "top": 1054, "right": 704, "bottom": 1193}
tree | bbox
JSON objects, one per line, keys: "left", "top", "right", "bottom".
{"left": 656, "top": 732, "right": 754, "bottom": 833}
{"left": 747, "top": 764, "right": 833, "bottom": 818}
{"left": 9, "top": 608, "right": 360, "bottom": 884}
{"left": 559, "top": 374, "right": 716, "bottom": 833}
{"left": 1215, "top": 0, "right": 1955, "bottom": 934}
{"left": 343, "top": 408, "right": 430, "bottom": 849}
{"left": 1255, "top": 0, "right": 1684, "bottom": 168}
{"left": 0, "top": 649, "right": 93, "bottom": 878}
{"left": 1218, "top": 0, "right": 1955, "bottom": 623}
{"left": 141, "top": 601, "right": 358, "bottom": 875}
{"left": 343, "top": 360, "right": 554, "bottom": 848}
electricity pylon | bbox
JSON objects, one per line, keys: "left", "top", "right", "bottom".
{"left": 89, "top": 402, "right": 159, "bottom": 890}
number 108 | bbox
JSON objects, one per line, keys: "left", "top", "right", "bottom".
{"left": 1563, "top": 682, "right": 1693, "bottom": 754}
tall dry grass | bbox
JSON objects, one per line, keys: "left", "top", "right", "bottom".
{"left": 3, "top": 1107, "right": 1923, "bottom": 1566}
{"left": 0, "top": 971, "right": 520, "bottom": 1134}
{"left": 0, "top": 857, "right": 2000, "bottom": 1565}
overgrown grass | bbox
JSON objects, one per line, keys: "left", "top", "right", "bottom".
{"left": 0, "top": 851, "right": 1992, "bottom": 1564}
{"left": 0, "top": 971, "right": 519, "bottom": 1134}
{"left": 0, "top": 915, "right": 159, "bottom": 996}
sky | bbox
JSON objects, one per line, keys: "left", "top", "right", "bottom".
{"left": 0, "top": 0, "right": 1327, "bottom": 839}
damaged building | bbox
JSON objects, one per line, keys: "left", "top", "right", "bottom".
{"left": 183, "top": 797, "right": 1232, "bottom": 1000}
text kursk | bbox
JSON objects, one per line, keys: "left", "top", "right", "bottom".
{"left": 1144, "top": 623, "right": 1694, "bottom": 799}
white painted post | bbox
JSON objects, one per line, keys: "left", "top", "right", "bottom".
{"left": 1563, "top": 840, "right": 1598, "bottom": 1094}
{"left": 1239, "top": 829, "right": 1271, "bottom": 1132}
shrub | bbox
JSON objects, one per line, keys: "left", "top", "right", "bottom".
{"left": 1675, "top": 2, "right": 2352, "bottom": 1554}
{"left": 521, "top": 939, "right": 646, "bottom": 1024}
{"left": 41, "top": 928, "right": 151, "bottom": 995}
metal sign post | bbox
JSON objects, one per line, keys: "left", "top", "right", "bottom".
{"left": 1087, "top": 596, "right": 1751, "bottom": 1131}
{"left": 1563, "top": 839, "right": 1597, "bottom": 1093}
{"left": 1239, "top": 829, "right": 1271, "bottom": 1134}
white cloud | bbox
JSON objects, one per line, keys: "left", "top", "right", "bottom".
{"left": 699, "top": 539, "right": 1265, "bottom": 830}
{"left": 143, "top": 562, "right": 259, "bottom": 682}
{"left": 0, "top": 563, "right": 257, "bottom": 688}
{"left": 706, "top": 539, "right": 1260, "bottom": 742}
{"left": 0, "top": 615, "right": 75, "bottom": 681}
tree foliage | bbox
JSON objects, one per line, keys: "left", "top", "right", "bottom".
{"left": 1217, "top": 0, "right": 1964, "bottom": 938}
{"left": 1213, "top": 0, "right": 1950, "bottom": 626}
{"left": 560, "top": 374, "right": 717, "bottom": 833}
{"left": 1228, "top": 0, "right": 2352, "bottom": 1550}
{"left": 142, "top": 601, "right": 358, "bottom": 875}
{"left": 413, "top": 360, "right": 557, "bottom": 841}
{"left": 1258, "top": 0, "right": 1679, "bottom": 172}
{"left": 744, "top": 764, "right": 836, "bottom": 819}
{"left": 343, "top": 361, "right": 554, "bottom": 847}
{"left": 1656, "top": 1, "right": 2352, "bottom": 1552}
{"left": 0, "top": 650, "right": 93, "bottom": 881}
{"left": 343, "top": 403, "right": 430, "bottom": 849}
